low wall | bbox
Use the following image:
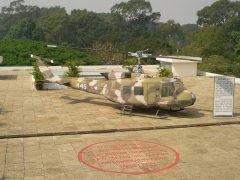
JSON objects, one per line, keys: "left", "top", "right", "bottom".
{"left": 1, "top": 66, "right": 239, "bottom": 84}
{"left": 198, "top": 71, "right": 240, "bottom": 84}
{"left": 0, "top": 65, "right": 158, "bottom": 74}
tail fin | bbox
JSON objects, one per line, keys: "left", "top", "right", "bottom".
{"left": 36, "top": 59, "right": 55, "bottom": 79}
{"left": 31, "top": 54, "right": 55, "bottom": 79}
{"left": 31, "top": 54, "right": 69, "bottom": 84}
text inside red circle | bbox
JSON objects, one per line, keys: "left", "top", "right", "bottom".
{"left": 78, "top": 140, "right": 180, "bottom": 175}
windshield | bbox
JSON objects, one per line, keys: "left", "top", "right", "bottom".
{"left": 161, "top": 83, "right": 174, "bottom": 97}
{"left": 174, "top": 82, "right": 186, "bottom": 95}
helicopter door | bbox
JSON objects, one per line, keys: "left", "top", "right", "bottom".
{"left": 147, "top": 84, "right": 160, "bottom": 105}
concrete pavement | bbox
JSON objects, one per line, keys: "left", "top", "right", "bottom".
{"left": 0, "top": 125, "right": 240, "bottom": 180}
{"left": 0, "top": 69, "right": 240, "bottom": 179}
{"left": 0, "top": 70, "right": 239, "bottom": 138}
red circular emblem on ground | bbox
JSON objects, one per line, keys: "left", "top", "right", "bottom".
{"left": 78, "top": 140, "right": 180, "bottom": 175}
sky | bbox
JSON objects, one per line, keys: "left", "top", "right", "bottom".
{"left": 0, "top": 0, "right": 219, "bottom": 24}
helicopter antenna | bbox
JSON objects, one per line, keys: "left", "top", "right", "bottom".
{"left": 128, "top": 49, "right": 152, "bottom": 73}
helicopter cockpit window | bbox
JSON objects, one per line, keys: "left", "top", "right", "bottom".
{"left": 174, "top": 83, "right": 185, "bottom": 95}
{"left": 123, "top": 86, "right": 131, "bottom": 94}
{"left": 161, "top": 85, "right": 173, "bottom": 97}
{"left": 134, "top": 87, "right": 144, "bottom": 95}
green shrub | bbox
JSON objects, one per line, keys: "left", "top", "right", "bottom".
{"left": 157, "top": 65, "right": 173, "bottom": 77}
{"left": 32, "top": 62, "right": 44, "bottom": 90}
{"left": 0, "top": 39, "right": 102, "bottom": 66}
{"left": 122, "top": 58, "right": 137, "bottom": 72}
{"left": 122, "top": 64, "right": 136, "bottom": 72}
{"left": 64, "top": 60, "right": 82, "bottom": 77}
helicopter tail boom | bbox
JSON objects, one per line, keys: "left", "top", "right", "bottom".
{"left": 69, "top": 77, "right": 107, "bottom": 95}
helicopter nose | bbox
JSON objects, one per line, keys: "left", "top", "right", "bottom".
{"left": 176, "top": 91, "right": 196, "bottom": 108}
{"left": 191, "top": 93, "right": 196, "bottom": 105}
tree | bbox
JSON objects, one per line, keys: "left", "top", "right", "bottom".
{"left": 0, "top": 1, "right": 42, "bottom": 40}
{"left": 157, "top": 21, "right": 185, "bottom": 54}
{"left": 91, "top": 41, "right": 126, "bottom": 65}
{"left": 158, "top": 21, "right": 184, "bottom": 41}
{"left": 32, "top": 26, "right": 45, "bottom": 41}
{"left": 229, "top": 28, "right": 240, "bottom": 62}
{"left": 5, "top": 17, "right": 36, "bottom": 39}
{"left": 37, "top": 7, "right": 69, "bottom": 44}
{"left": 111, "top": 0, "right": 160, "bottom": 22}
{"left": 67, "top": 10, "right": 108, "bottom": 47}
{"left": 1, "top": 0, "right": 26, "bottom": 15}
{"left": 197, "top": 0, "right": 240, "bottom": 26}
{"left": 182, "top": 24, "right": 200, "bottom": 33}
{"left": 111, "top": 0, "right": 160, "bottom": 37}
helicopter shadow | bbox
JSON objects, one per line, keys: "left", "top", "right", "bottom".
{"left": 130, "top": 107, "right": 204, "bottom": 119}
{"left": 61, "top": 95, "right": 120, "bottom": 110}
{"left": 0, "top": 122, "right": 7, "bottom": 127}
{"left": 0, "top": 107, "right": 13, "bottom": 115}
{"left": 61, "top": 95, "right": 205, "bottom": 119}
{"left": 234, "top": 113, "right": 240, "bottom": 117}
{"left": 0, "top": 108, "right": 8, "bottom": 127}
{"left": 162, "top": 107, "right": 205, "bottom": 119}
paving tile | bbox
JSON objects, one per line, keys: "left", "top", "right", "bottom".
{"left": 7, "top": 146, "right": 24, "bottom": 153}
{"left": 1, "top": 71, "right": 240, "bottom": 138}
{"left": 24, "top": 162, "right": 43, "bottom": 170}
{"left": 6, "top": 152, "right": 24, "bottom": 164}
{"left": 24, "top": 152, "right": 42, "bottom": 163}
{"left": 44, "top": 174, "right": 66, "bottom": 180}
{"left": 24, "top": 146, "right": 41, "bottom": 154}
{"left": 44, "top": 167, "right": 65, "bottom": 176}
{"left": 4, "top": 170, "right": 24, "bottom": 178}
{"left": 24, "top": 168, "right": 44, "bottom": 177}
{"left": 24, "top": 176, "right": 44, "bottom": 180}
{"left": 5, "top": 163, "right": 24, "bottom": 171}
{"left": 65, "top": 171, "right": 107, "bottom": 180}
{"left": 61, "top": 159, "right": 80, "bottom": 166}
{"left": 0, "top": 70, "right": 240, "bottom": 180}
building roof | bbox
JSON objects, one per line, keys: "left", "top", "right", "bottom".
{"left": 156, "top": 56, "right": 202, "bottom": 63}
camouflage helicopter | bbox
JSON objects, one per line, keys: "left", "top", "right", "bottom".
{"left": 68, "top": 50, "right": 196, "bottom": 114}
{"left": 31, "top": 50, "right": 196, "bottom": 115}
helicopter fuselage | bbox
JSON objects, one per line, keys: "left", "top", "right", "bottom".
{"left": 70, "top": 72, "right": 196, "bottom": 110}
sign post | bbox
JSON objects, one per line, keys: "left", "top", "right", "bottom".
{"left": 213, "top": 76, "right": 235, "bottom": 118}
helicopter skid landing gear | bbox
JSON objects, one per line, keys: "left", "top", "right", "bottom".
{"left": 155, "top": 109, "right": 170, "bottom": 119}
{"left": 121, "top": 104, "right": 133, "bottom": 115}
{"left": 120, "top": 106, "right": 169, "bottom": 119}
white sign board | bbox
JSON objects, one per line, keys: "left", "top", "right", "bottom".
{"left": 214, "top": 76, "right": 235, "bottom": 118}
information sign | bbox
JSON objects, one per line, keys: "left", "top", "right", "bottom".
{"left": 214, "top": 76, "right": 235, "bottom": 118}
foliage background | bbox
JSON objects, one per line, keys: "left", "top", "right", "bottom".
{"left": 0, "top": 0, "right": 239, "bottom": 77}
{"left": 0, "top": 39, "right": 102, "bottom": 66}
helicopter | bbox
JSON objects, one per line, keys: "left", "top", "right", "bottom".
{"left": 30, "top": 50, "right": 196, "bottom": 115}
